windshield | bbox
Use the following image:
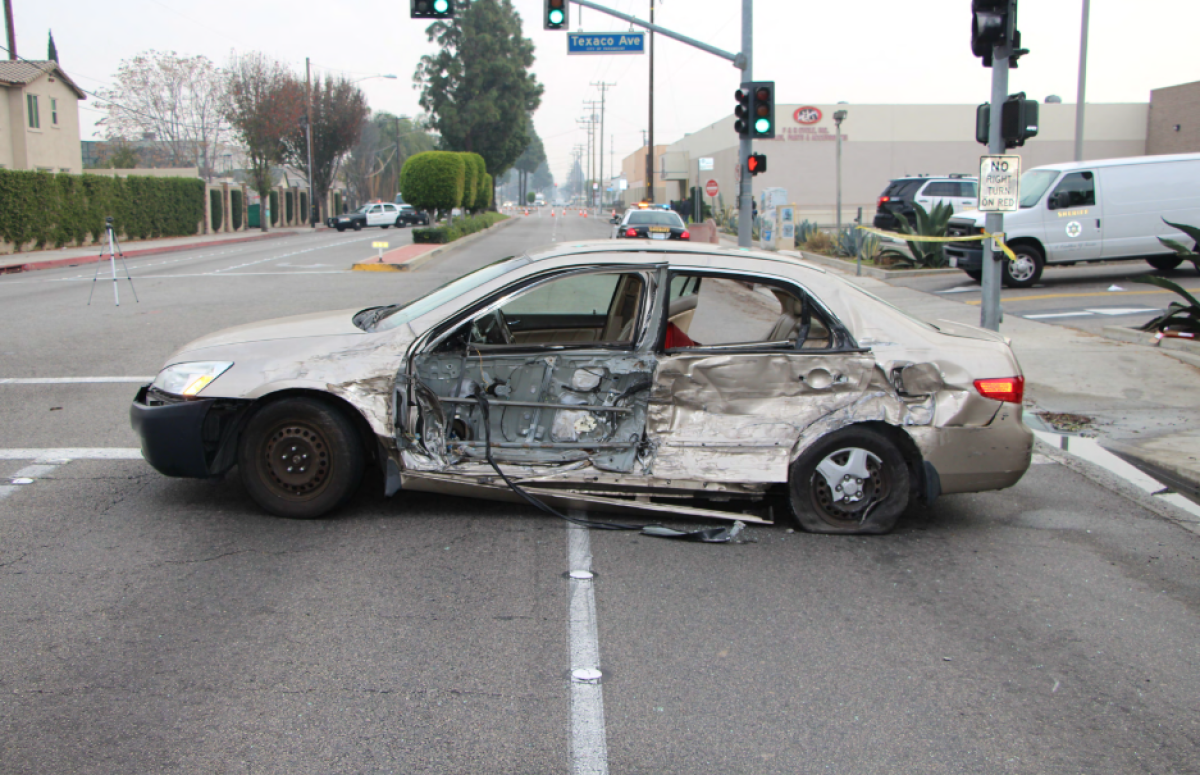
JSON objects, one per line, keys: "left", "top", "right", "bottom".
{"left": 627, "top": 212, "right": 684, "bottom": 227}
{"left": 371, "top": 255, "right": 530, "bottom": 331}
{"left": 1019, "top": 170, "right": 1060, "bottom": 208}
{"left": 355, "top": 205, "right": 370, "bottom": 214}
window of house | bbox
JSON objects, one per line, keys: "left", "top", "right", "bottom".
{"left": 27, "top": 95, "right": 40, "bottom": 129}
{"left": 51, "top": 98, "right": 58, "bottom": 125}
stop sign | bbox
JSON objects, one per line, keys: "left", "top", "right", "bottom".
{"left": 705, "top": 179, "right": 719, "bottom": 197}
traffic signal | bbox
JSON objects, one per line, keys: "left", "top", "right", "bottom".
{"left": 750, "top": 81, "right": 775, "bottom": 138}
{"left": 411, "top": 0, "right": 453, "bottom": 18}
{"left": 747, "top": 153, "right": 767, "bottom": 176}
{"left": 544, "top": 0, "right": 568, "bottom": 30}
{"left": 971, "top": 0, "right": 1013, "bottom": 67}
{"left": 975, "top": 93, "right": 1039, "bottom": 148}
{"left": 734, "top": 87, "right": 750, "bottom": 137}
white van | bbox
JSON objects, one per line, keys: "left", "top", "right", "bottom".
{"left": 944, "top": 153, "right": 1200, "bottom": 287}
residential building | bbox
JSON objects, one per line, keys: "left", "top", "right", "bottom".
{"left": 0, "top": 60, "right": 85, "bottom": 173}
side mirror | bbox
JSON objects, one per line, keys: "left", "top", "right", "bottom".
{"left": 610, "top": 217, "right": 619, "bottom": 225}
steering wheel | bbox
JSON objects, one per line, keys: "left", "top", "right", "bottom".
{"left": 472, "top": 309, "right": 513, "bottom": 345}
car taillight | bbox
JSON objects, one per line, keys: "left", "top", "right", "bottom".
{"left": 680, "top": 231, "right": 690, "bottom": 240}
{"left": 974, "top": 376, "right": 1024, "bottom": 404}
{"left": 626, "top": 228, "right": 638, "bottom": 237}
{"left": 878, "top": 195, "right": 890, "bottom": 207}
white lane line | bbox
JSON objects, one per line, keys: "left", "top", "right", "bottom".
{"left": 0, "top": 449, "right": 143, "bottom": 461}
{"left": 1023, "top": 311, "right": 1094, "bottom": 319}
{"left": 11, "top": 464, "right": 59, "bottom": 479}
{"left": 568, "top": 521, "right": 609, "bottom": 775}
{"left": 0, "top": 485, "right": 19, "bottom": 501}
{"left": 937, "top": 286, "right": 979, "bottom": 294}
{"left": 212, "top": 235, "right": 381, "bottom": 273}
{"left": 1084, "top": 308, "right": 1160, "bottom": 316}
{"left": 0, "top": 377, "right": 152, "bottom": 384}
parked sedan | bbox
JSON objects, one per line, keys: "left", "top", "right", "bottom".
{"left": 330, "top": 202, "right": 404, "bottom": 232}
{"left": 130, "top": 242, "right": 1032, "bottom": 534}
{"left": 612, "top": 209, "right": 690, "bottom": 240}
{"left": 395, "top": 204, "right": 430, "bottom": 227}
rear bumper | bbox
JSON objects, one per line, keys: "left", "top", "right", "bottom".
{"left": 130, "top": 385, "right": 250, "bottom": 478}
{"left": 918, "top": 404, "right": 1033, "bottom": 494}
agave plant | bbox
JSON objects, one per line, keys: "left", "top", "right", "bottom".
{"left": 879, "top": 201, "right": 956, "bottom": 268}
{"left": 1133, "top": 274, "right": 1200, "bottom": 334}
{"left": 1155, "top": 218, "right": 1200, "bottom": 272}
{"left": 793, "top": 219, "right": 819, "bottom": 248}
{"left": 834, "top": 226, "right": 881, "bottom": 262}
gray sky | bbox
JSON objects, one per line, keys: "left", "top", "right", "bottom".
{"left": 12, "top": 0, "right": 1200, "bottom": 186}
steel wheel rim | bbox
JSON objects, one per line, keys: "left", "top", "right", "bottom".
{"left": 1008, "top": 252, "right": 1037, "bottom": 282}
{"left": 263, "top": 423, "right": 331, "bottom": 501}
{"left": 810, "top": 447, "right": 887, "bottom": 526}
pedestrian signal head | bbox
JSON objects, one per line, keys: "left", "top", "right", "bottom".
{"left": 747, "top": 153, "right": 767, "bottom": 176}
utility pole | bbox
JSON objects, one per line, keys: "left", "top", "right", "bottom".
{"left": 592, "top": 82, "right": 615, "bottom": 210}
{"left": 583, "top": 102, "right": 600, "bottom": 209}
{"left": 737, "top": 0, "right": 752, "bottom": 247}
{"left": 305, "top": 57, "right": 316, "bottom": 227}
{"left": 1074, "top": 0, "right": 1090, "bottom": 162}
{"left": 646, "top": 0, "right": 655, "bottom": 203}
{"left": 3, "top": 0, "right": 16, "bottom": 60}
{"left": 395, "top": 116, "right": 402, "bottom": 198}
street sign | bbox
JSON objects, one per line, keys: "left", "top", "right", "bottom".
{"left": 979, "top": 154, "right": 1021, "bottom": 212}
{"left": 698, "top": 157, "right": 714, "bottom": 171}
{"left": 567, "top": 32, "right": 645, "bottom": 55}
{"left": 705, "top": 179, "right": 719, "bottom": 197}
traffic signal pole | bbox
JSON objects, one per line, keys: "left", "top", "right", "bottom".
{"left": 981, "top": 40, "right": 1011, "bottom": 331}
{"left": 566, "top": 0, "right": 751, "bottom": 241}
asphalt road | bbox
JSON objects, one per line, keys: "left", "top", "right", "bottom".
{"left": 888, "top": 259, "right": 1200, "bottom": 336}
{"left": 1, "top": 214, "right": 1199, "bottom": 774}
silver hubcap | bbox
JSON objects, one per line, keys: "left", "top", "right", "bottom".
{"left": 1008, "top": 253, "right": 1037, "bottom": 282}
{"left": 815, "top": 447, "right": 880, "bottom": 504}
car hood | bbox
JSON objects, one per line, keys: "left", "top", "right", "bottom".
{"left": 180, "top": 308, "right": 366, "bottom": 351}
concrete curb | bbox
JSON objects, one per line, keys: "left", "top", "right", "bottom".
{"left": 0, "top": 230, "right": 301, "bottom": 275}
{"left": 1099, "top": 325, "right": 1200, "bottom": 369}
{"left": 350, "top": 216, "right": 518, "bottom": 272}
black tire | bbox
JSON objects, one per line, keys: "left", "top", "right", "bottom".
{"left": 1002, "top": 243, "right": 1044, "bottom": 288}
{"left": 336, "top": 226, "right": 345, "bottom": 232}
{"left": 353, "top": 222, "right": 362, "bottom": 231}
{"left": 964, "top": 270, "right": 982, "bottom": 283}
{"left": 789, "top": 427, "right": 910, "bottom": 535}
{"left": 395, "top": 219, "right": 406, "bottom": 228}
{"left": 381, "top": 224, "right": 390, "bottom": 230}
{"left": 1147, "top": 256, "right": 1182, "bottom": 271}
{"left": 238, "top": 398, "right": 365, "bottom": 519}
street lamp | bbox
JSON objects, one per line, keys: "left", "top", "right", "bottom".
{"left": 833, "top": 109, "right": 847, "bottom": 235}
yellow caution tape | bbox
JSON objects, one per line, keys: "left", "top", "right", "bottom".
{"left": 856, "top": 226, "right": 1017, "bottom": 262}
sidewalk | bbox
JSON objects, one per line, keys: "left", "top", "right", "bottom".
{"left": 762, "top": 242, "right": 1200, "bottom": 498}
{"left": 0, "top": 227, "right": 318, "bottom": 274}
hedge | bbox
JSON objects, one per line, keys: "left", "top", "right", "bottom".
{"left": 401, "top": 151, "right": 465, "bottom": 213}
{"left": 210, "top": 189, "right": 222, "bottom": 232}
{"left": 465, "top": 154, "right": 487, "bottom": 212}
{"left": 0, "top": 169, "right": 205, "bottom": 250}
{"left": 231, "top": 189, "right": 244, "bottom": 231}
{"left": 412, "top": 212, "right": 507, "bottom": 244}
{"left": 480, "top": 172, "right": 493, "bottom": 210}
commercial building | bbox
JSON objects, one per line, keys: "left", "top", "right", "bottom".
{"left": 0, "top": 60, "right": 85, "bottom": 174}
{"left": 620, "top": 86, "right": 1200, "bottom": 224}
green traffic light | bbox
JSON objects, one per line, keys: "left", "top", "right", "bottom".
{"left": 548, "top": 9, "right": 564, "bottom": 24}
{"left": 755, "top": 118, "right": 771, "bottom": 134}
{"left": 433, "top": 0, "right": 449, "bottom": 12}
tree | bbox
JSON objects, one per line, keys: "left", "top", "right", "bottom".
{"left": 415, "top": 0, "right": 543, "bottom": 181}
{"left": 513, "top": 133, "right": 545, "bottom": 205}
{"left": 283, "top": 74, "right": 368, "bottom": 223}
{"left": 101, "top": 143, "right": 139, "bottom": 169}
{"left": 47, "top": 30, "right": 58, "bottom": 63}
{"left": 224, "top": 53, "right": 305, "bottom": 232}
{"left": 343, "top": 112, "right": 436, "bottom": 208}
{"left": 400, "top": 151, "right": 465, "bottom": 218}
{"left": 97, "top": 51, "right": 228, "bottom": 180}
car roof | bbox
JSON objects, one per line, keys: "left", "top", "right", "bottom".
{"left": 523, "top": 240, "right": 829, "bottom": 275}
{"left": 889, "top": 175, "right": 977, "bottom": 182}
{"left": 1025, "top": 152, "right": 1200, "bottom": 174}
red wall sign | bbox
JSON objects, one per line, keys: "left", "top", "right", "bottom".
{"left": 793, "top": 106, "right": 822, "bottom": 125}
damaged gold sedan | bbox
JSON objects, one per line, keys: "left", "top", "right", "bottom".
{"left": 131, "top": 242, "right": 1032, "bottom": 534}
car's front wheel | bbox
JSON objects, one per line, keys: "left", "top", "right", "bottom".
{"left": 353, "top": 222, "right": 362, "bottom": 231}
{"left": 381, "top": 224, "right": 390, "bottom": 229}
{"left": 1146, "top": 256, "right": 1182, "bottom": 271}
{"left": 789, "top": 427, "right": 910, "bottom": 534}
{"left": 238, "top": 398, "right": 365, "bottom": 519}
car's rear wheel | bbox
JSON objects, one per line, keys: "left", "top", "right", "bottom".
{"left": 964, "top": 270, "right": 982, "bottom": 283}
{"left": 789, "top": 427, "right": 910, "bottom": 534}
{"left": 353, "top": 222, "right": 362, "bottom": 231}
{"left": 337, "top": 226, "right": 345, "bottom": 232}
{"left": 1146, "top": 256, "right": 1182, "bottom": 271}
{"left": 238, "top": 398, "right": 365, "bottom": 519}
{"left": 381, "top": 224, "right": 390, "bottom": 229}
{"left": 1002, "top": 243, "right": 1044, "bottom": 288}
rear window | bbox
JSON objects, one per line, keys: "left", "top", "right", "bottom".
{"left": 881, "top": 179, "right": 923, "bottom": 200}
{"left": 627, "top": 212, "right": 685, "bottom": 227}
{"left": 923, "top": 182, "right": 959, "bottom": 196}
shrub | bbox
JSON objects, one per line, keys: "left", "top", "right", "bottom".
{"left": 801, "top": 229, "right": 833, "bottom": 254}
{"left": 0, "top": 169, "right": 203, "bottom": 250}
{"left": 210, "top": 189, "right": 223, "bottom": 232}
{"left": 480, "top": 173, "right": 493, "bottom": 210}
{"left": 402, "top": 151, "right": 465, "bottom": 214}
{"left": 880, "top": 201, "right": 956, "bottom": 268}
{"left": 412, "top": 212, "right": 506, "bottom": 244}
{"left": 460, "top": 153, "right": 479, "bottom": 212}
{"left": 231, "top": 189, "right": 244, "bottom": 231}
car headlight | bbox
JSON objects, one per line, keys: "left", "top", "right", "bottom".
{"left": 151, "top": 361, "right": 233, "bottom": 397}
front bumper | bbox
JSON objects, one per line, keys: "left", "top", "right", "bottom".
{"left": 944, "top": 244, "right": 985, "bottom": 272}
{"left": 130, "top": 385, "right": 250, "bottom": 478}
